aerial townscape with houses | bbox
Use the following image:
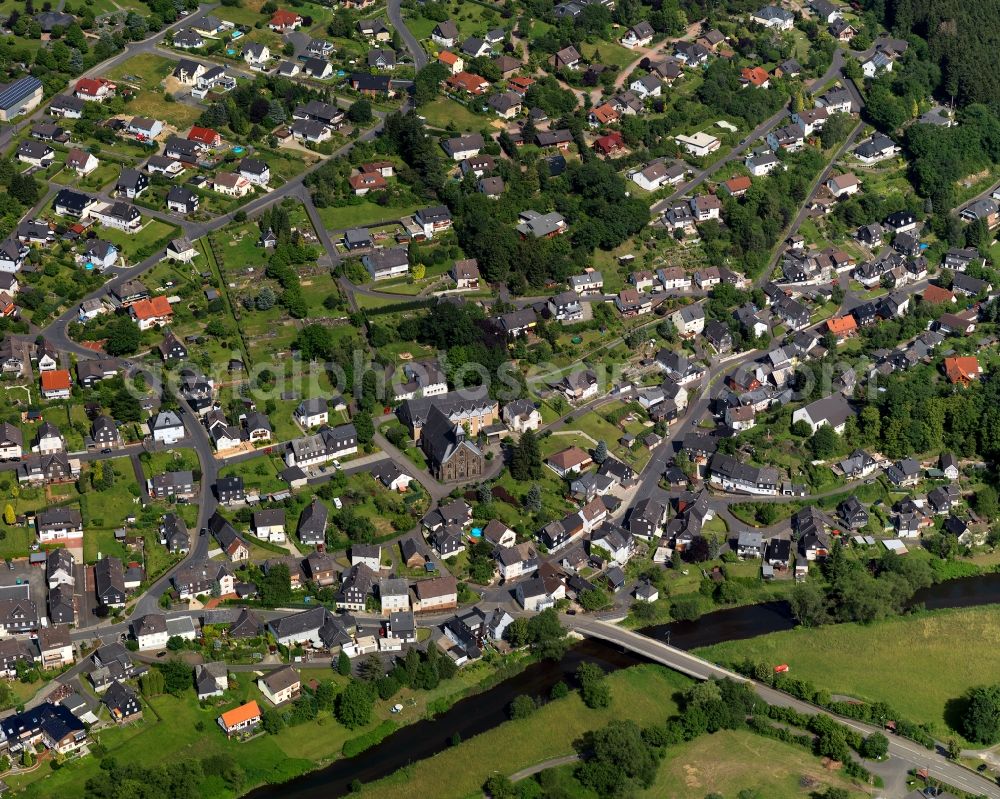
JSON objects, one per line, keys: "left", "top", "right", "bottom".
{"left": 0, "top": 0, "right": 997, "bottom": 797}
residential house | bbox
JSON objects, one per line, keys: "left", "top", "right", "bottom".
{"left": 258, "top": 666, "right": 301, "bottom": 706}
{"left": 792, "top": 394, "right": 854, "bottom": 434}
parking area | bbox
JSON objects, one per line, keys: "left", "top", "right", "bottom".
{"left": 0, "top": 558, "right": 48, "bottom": 616}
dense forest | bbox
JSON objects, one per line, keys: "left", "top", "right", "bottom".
{"left": 879, "top": 0, "right": 1000, "bottom": 110}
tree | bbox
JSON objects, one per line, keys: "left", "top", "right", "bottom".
{"left": 788, "top": 581, "right": 828, "bottom": 627}
{"left": 682, "top": 535, "right": 711, "bottom": 563}
{"left": 347, "top": 98, "right": 373, "bottom": 125}
{"left": 258, "top": 562, "right": 292, "bottom": 606}
{"left": 861, "top": 732, "right": 888, "bottom": 759}
{"left": 510, "top": 428, "right": 542, "bottom": 481}
{"left": 509, "top": 694, "right": 536, "bottom": 719}
{"left": 593, "top": 439, "right": 608, "bottom": 464}
{"left": 575, "top": 720, "right": 659, "bottom": 799}
{"left": 413, "top": 62, "right": 447, "bottom": 106}
{"left": 525, "top": 484, "right": 542, "bottom": 513}
{"left": 157, "top": 659, "right": 192, "bottom": 696}
{"left": 577, "top": 662, "right": 611, "bottom": 709}
{"left": 104, "top": 316, "right": 141, "bottom": 356}
{"left": 262, "top": 708, "right": 285, "bottom": 735}
{"left": 336, "top": 680, "right": 374, "bottom": 729}
{"left": 962, "top": 684, "right": 1000, "bottom": 743}
{"left": 2, "top": 505, "right": 12, "bottom": 525}
{"left": 483, "top": 774, "right": 518, "bottom": 799}
{"left": 579, "top": 587, "right": 611, "bottom": 611}
{"left": 353, "top": 410, "right": 374, "bottom": 444}
{"left": 337, "top": 651, "right": 352, "bottom": 677}
{"left": 809, "top": 425, "right": 841, "bottom": 459}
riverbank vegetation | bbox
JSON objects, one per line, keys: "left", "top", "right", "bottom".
{"left": 485, "top": 677, "right": 876, "bottom": 799}
{"left": 353, "top": 665, "right": 692, "bottom": 799}
{"left": 696, "top": 605, "right": 1000, "bottom": 745}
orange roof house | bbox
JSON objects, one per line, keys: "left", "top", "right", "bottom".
{"left": 129, "top": 296, "right": 173, "bottom": 330}
{"left": 437, "top": 51, "right": 462, "bottom": 73}
{"left": 589, "top": 102, "right": 620, "bottom": 125}
{"left": 722, "top": 175, "right": 751, "bottom": 197}
{"left": 40, "top": 369, "right": 72, "bottom": 397}
{"left": 507, "top": 76, "right": 535, "bottom": 95}
{"left": 944, "top": 356, "right": 981, "bottom": 386}
{"left": 218, "top": 700, "right": 262, "bottom": 736}
{"left": 594, "top": 131, "right": 624, "bottom": 156}
{"left": 187, "top": 126, "right": 221, "bottom": 146}
{"left": 826, "top": 315, "right": 858, "bottom": 340}
{"left": 923, "top": 285, "right": 956, "bottom": 305}
{"left": 447, "top": 71, "right": 489, "bottom": 95}
{"left": 740, "top": 67, "right": 770, "bottom": 88}
{"left": 269, "top": 9, "right": 303, "bottom": 30}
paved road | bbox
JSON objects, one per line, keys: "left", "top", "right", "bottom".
{"left": 388, "top": 0, "right": 427, "bottom": 70}
{"left": 569, "top": 617, "right": 1000, "bottom": 799}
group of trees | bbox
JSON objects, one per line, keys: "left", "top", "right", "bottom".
{"left": 708, "top": 146, "right": 828, "bottom": 277}
{"left": 873, "top": 0, "right": 1000, "bottom": 109}
{"left": 788, "top": 545, "right": 934, "bottom": 626}
{"left": 503, "top": 608, "right": 567, "bottom": 659}
{"left": 263, "top": 238, "right": 318, "bottom": 320}
{"left": 697, "top": 61, "right": 788, "bottom": 128}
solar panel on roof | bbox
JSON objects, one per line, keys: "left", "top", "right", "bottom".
{"left": 0, "top": 76, "right": 42, "bottom": 110}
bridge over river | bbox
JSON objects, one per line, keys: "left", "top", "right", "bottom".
{"left": 567, "top": 616, "right": 1000, "bottom": 799}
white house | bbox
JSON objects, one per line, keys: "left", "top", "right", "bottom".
{"left": 132, "top": 614, "right": 168, "bottom": 651}
{"left": 502, "top": 399, "right": 541, "bottom": 433}
{"left": 675, "top": 132, "right": 720, "bottom": 158}
{"left": 150, "top": 410, "right": 185, "bottom": 445}
{"left": 243, "top": 42, "right": 270, "bottom": 68}
{"left": 791, "top": 394, "right": 854, "bottom": 435}
{"left": 294, "top": 398, "right": 328, "bottom": 429}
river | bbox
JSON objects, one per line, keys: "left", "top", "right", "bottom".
{"left": 244, "top": 572, "right": 1000, "bottom": 799}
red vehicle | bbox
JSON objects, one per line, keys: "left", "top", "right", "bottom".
{"left": 774, "top": 664, "right": 790, "bottom": 674}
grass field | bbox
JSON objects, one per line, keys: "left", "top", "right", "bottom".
{"left": 355, "top": 665, "right": 691, "bottom": 799}
{"left": 580, "top": 40, "right": 639, "bottom": 70}
{"left": 95, "top": 219, "right": 181, "bottom": 262}
{"left": 697, "top": 606, "right": 1000, "bottom": 742}
{"left": 640, "top": 728, "right": 868, "bottom": 799}
{"left": 420, "top": 96, "right": 489, "bottom": 131}
{"left": 316, "top": 200, "right": 421, "bottom": 231}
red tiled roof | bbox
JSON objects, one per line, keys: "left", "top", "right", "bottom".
{"left": 270, "top": 9, "right": 302, "bottom": 27}
{"left": 41, "top": 370, "right": 71, "bottom": 391}
{"left": 75, "top": 78, "right": 114, "bottom": 96}
{"left": 187, "top": 126, "right": 220, "bottom": 145}
{"left": 923, "top": 285, "right": 955, "bottom": 304}
{"left": 944, "top": 356, "right": 980, "bottom": 384}
{"left": 220, "top": 701, "right": 261, "bottom": 728}
{"left": 131, "top": 296, "right": 172, "bottom": 320}
{"left": 741, "top": 66, "right": 769, "bottom": 87}
{"left": 724, "top": 176, "right": 751, "bottom": 193}
{"left": 826, "top": 315, "right": 857, "bottom": 335}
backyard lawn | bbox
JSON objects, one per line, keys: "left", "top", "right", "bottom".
{"left": 94, "top": 219, "right": 181, "bottom": 263}
{"left": 316, "top": 200, "right": 421, "bottom": 231}
{"left": 420, "top": 96, "right": 490, "bottom": 132}
{"left": 580, "top": 40, "right": 639, "bottom": 70}
{"left": 697, "top": 605, "right": 1000, "bottom": 743}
